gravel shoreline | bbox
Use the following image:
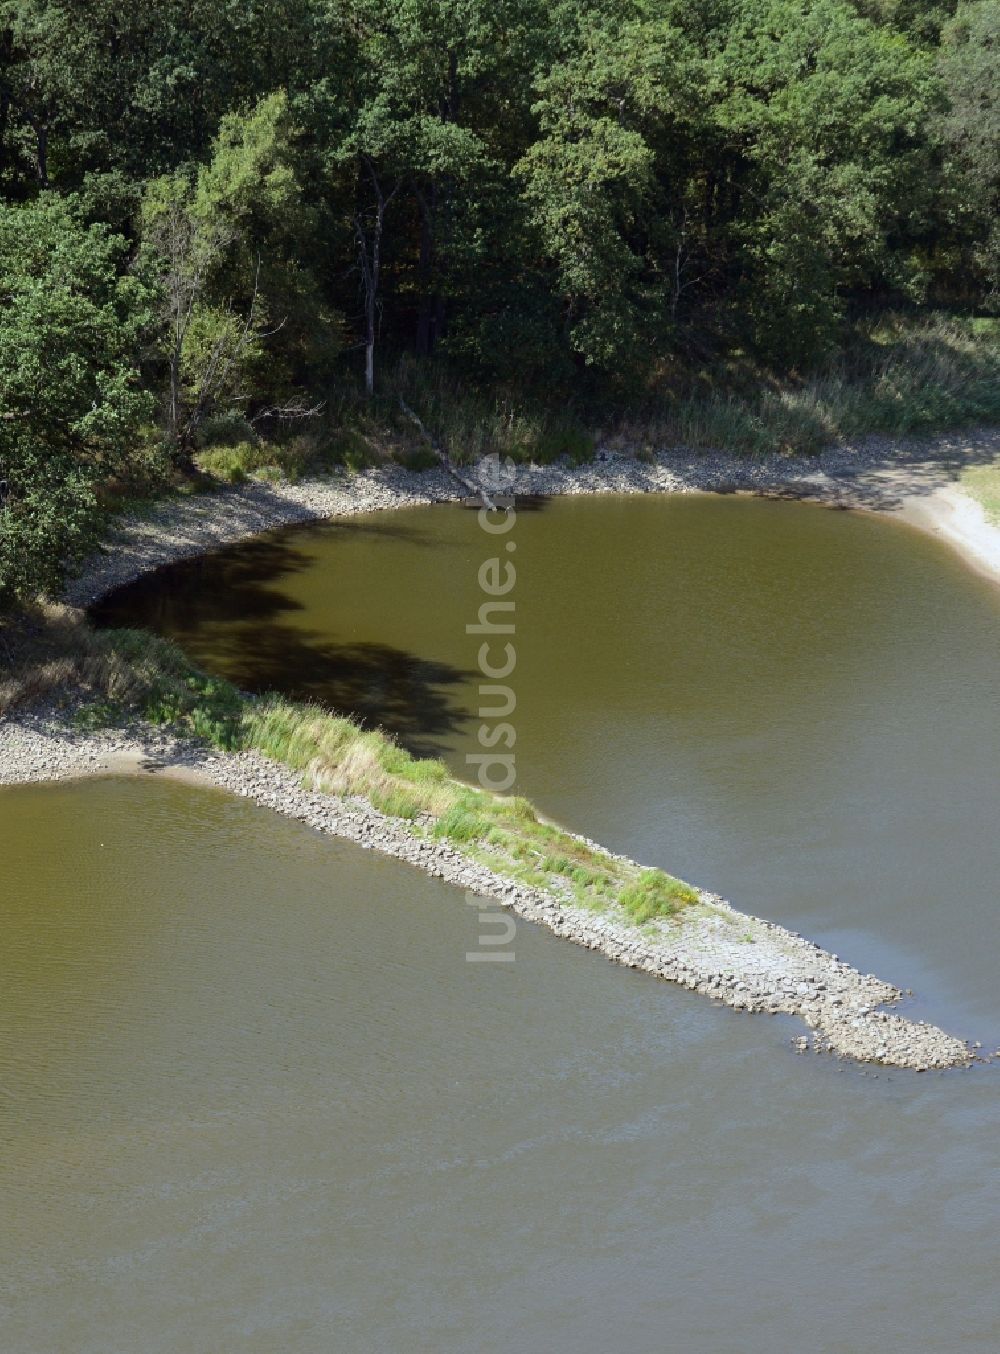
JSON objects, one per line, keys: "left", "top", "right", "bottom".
{"left": 5, "top": 429, "right": 998, "bottom": 1071}
{"left": 64, "top": 425, "right": 1000, "bottom": 607}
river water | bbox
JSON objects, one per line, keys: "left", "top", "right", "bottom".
{"left": 4, "top": 495, "right": 1000, "bottom": 1349}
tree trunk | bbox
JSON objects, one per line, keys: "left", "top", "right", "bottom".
{"left": 33, "top": 119, "right": 48, "bottom": 188}
{"left": 357, "top": 157, "right": 396, "bottom": 398}
{"left": 0, "top": 93, "right": 9, "bottom": 181}
{"left": 363, "top": 196, "right": 383, "bottom": 397}
{"left": 365, "top": 292, "right": 376, "bottom": 395}
{"left": 434, "top": 291, "right": 447, "bottom": 346}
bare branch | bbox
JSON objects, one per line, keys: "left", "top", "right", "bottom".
{"left": 249, "top": 398, "right": 326, "bottom": 427}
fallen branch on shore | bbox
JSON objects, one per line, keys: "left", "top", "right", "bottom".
{"left": 397, "top": 396, "right": 497, "bottom": 510}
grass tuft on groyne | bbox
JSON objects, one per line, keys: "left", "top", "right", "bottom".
{"left": 1, "top": 606, "right": 700, "bottom": 925}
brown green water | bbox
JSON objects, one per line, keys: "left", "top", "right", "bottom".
{"left": 4, "top": 495, "right": 1000, "bottom": 1350}
{"left": 95, "top": 494, "right": 1000, "bottom": 1038}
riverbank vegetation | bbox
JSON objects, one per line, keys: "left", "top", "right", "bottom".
{"left": 960, "top": 462, "right": 1000, "bottom": 522}
{"left": 0, "top": 605, "right": 699, "bottom": 921}
{"left": 1, "top": 0, "right": 999, "bottom": 604}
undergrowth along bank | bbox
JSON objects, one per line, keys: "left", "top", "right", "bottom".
{"left": 189, "top": 314, "right": 1000, "bottom": 489}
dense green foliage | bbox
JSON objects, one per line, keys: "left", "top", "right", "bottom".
{"left": 0, "top": 196, "right": 153, "bottom": 596}
{"left": 0, "top": 0, "right": 998, "bottom": 600}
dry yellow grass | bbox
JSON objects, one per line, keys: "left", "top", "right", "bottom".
{"left": 1, "top": 604, "right": 119, "bottom": 715}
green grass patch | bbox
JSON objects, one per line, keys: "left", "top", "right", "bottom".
{"left": 197, "top": 432, "right": 344, "bottom": 485}
{"left": 959, "top": 461, "right": 1000, "bottom": 524}
{"left": 434, "top": 803, "right": 495, "bottom": 843}
{"left": 619, "top": 869, "right": 700, "bottom": 924}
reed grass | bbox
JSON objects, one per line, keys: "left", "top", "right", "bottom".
{"left": 626, "top": 314, "right": 1000, "bottom": 458}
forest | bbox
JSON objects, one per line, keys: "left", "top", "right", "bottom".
{"left": 0, "top": 0, "right": 998, "bottom": 600}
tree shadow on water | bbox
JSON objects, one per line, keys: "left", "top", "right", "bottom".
{"left": 93, "top": 536, "right": 314, "bottom": 632}
{"left": 93, "top": 538, "right": 475, "bottom": 758}
{"left": 204, "top": 621, "right": 474, "bottom": 758}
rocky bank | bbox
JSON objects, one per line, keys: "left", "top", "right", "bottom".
{"left": 64, "top": 426, "right": 1000, "bottom": 606}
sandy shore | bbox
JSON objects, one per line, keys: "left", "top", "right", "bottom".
{"left": 4, "top": 427, "right": 999, "bottom": 1072}
{"left": 897, "top": 482, "right": 1000, "bottom": 583}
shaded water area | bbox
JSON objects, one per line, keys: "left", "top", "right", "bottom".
{"left": 3, "top": 495, "right": 999, "bottom": 1349}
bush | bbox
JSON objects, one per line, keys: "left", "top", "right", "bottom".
{"left": 398, "top": 447, "right": 441, "bottom": 472}
{"left": 0, "top": 198, "right": 155, "bottom": 603}
{"left": 197, "top": 411, "right": 257, "bottom": 449}
{"left": 383, "top": 357, "right": 594, "bottom": 468}
{"left": 196, "top": 431, "right": 333, "bottom": 484}
{"left": 619, "top": 869, "right": 699, "bottom": 923}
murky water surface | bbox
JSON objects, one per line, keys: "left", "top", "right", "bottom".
{"left": 5, "top": 496, "right": 999, "bottom": 1350}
